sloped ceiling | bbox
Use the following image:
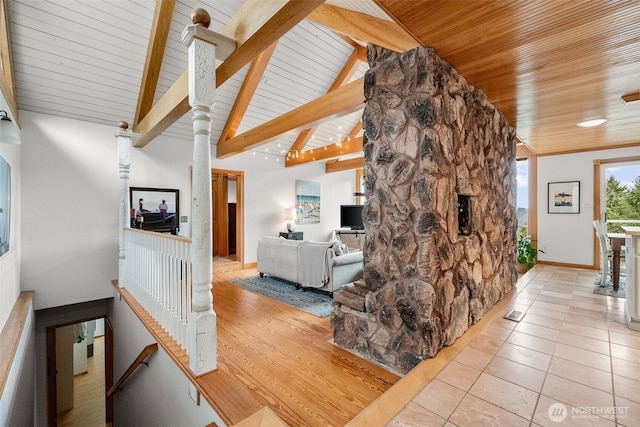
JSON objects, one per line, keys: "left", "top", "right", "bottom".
{"left": 3, "top": 0, "right": 639, "bottom": 169}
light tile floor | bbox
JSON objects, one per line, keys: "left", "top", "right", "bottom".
{"left": 388, "top": 265, "right": 640, "bottom": 426}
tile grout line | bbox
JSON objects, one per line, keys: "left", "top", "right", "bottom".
{"left": 445, "top": 269, "right": 551, "bottom": 425}
{"left": 394, "top": 265, "right": 638, "bottom": 425}
{"left": 606, "top": 296, "right": 620, "bottom": 427}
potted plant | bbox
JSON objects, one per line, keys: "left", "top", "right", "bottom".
{"left": 516, "top": 234, "right": 537, "bottom": 273}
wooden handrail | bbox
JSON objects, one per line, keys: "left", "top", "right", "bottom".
{"left": 125, "top": 227, "right": 192, "bottom": 243}
{"left": 107, "top": 343, "right": 158, "bottom": 396}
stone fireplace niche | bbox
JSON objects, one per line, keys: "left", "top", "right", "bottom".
{"left": 331, "top": 45, "right": 518, "bottom": 374}
{"left": 457, "top": 194, "right": 472, "bottom": 236}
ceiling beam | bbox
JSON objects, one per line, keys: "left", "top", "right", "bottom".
{"left": 133, "top": 0, "right": 175, "bottom": 127}
{"left": 336, "top": 33, "right": 368, "bottom": 61}
{"left": 223, "top": 0, "right": 287, "bottom": 43}
{"left": 306, "top": 4, "right": 419, "bottom": 53}
{"left": 217, "top": 77, "right": 364, "bottom": 158}
{"left": 0, "top": 0, "right": 18, "bottom": 124}
{"left": 286, "top": 119, "right": 361, "bottom": 167}
{"left": 326, "top": 157, "right": 364, "bottom": 173}
{"left": 346, "top": 120, "right": 363, "bottom": 138}
{"left": 287, "top": 136, "right": 363, "bottom": 167}
{"left": 217, "top": 41, "right": 278, "bottom": 143}
{"left": 287, "top": 47, "right": 363, "bottom": 156}
{"left": 134, "top": 0, "right": 324, "bottom": 147}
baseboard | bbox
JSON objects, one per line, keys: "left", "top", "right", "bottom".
{"left": 536, "top": 260, "right": 598, "bottom": 270}
{"left": 214, "top": 261, "right": 242, "bottom": 273}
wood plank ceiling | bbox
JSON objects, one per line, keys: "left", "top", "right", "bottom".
{"left": 376, "top": 0, "right": 640, "bottom": 156}
{"left": 3, "top": 0, "right": 640, "bottom": 170}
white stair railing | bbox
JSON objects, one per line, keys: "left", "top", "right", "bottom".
{"left": 123, "top": 228, "right": 191, "bottom": 352}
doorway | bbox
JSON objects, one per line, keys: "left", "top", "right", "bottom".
{"left": 212, "top": 168, "right": 244, "bottom": 268}
{"left": 516, "top": 144, "right": 538, "bottom": 241}
{"left": 516, "top": 158, "right": 529, "bottom": 235}
{"left": 593, "top": 155, "right": 640, "bottom": 268}
{"left": 47, "top": 317, "right": 113, "bottom": 427}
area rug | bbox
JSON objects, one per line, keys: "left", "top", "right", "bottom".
{"left": 229, "top": 275, "right": 333, "bottom": 317}
{"left": 593, "top": 275, "right": 626, "bottom": 298}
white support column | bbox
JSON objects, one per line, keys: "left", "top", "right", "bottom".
{"left": 182, "top": 8, "right": 235, "bottom": 376}
{"left": 116, "top": 122, "right": 139, "bottom": 286}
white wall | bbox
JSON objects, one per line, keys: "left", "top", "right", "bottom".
{"left": 0, "top": 299, "right": 35, "bottom": 427}
{"left": 0, "top": 95, "right": 33, "bottom": 427}
{"left": 20, "top": 111, "right": 358, "bottom": 309}
{"left": 21, "top": 111, "right": 121, "bottom": 310}
{"left": 212, "top": 150, "right": 357, "bottom": 263}
{"left": 537, "top": 146, "right": 640, "bottom": 266}
{"left": 109, "top": 296, "right": 222, "bottom": 427}
{"left": 0, "top": 119, "right": 21, "bottom": 332}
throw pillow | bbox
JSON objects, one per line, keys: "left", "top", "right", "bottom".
{"left": 332, "top": 242, "right": 345, "bottom": 256}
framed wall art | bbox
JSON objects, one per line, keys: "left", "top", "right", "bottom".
{"left": 129, "top": 187, "right": 179, "bottom": 233}
{"left": 547, "top": 181, "right": 580, "bottom": 214}
{"left": 295, "top": 180, "right": 320, "bottom": 225}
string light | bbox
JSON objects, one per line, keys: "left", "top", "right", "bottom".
{"left": 247, "top": 122, "right": 355, "bottom": 163}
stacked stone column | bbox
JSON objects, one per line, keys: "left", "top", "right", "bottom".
{"left": 332, "top": 45, "right": 518, "bottom": 374}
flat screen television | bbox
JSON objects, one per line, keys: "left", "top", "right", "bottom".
{"left": 340, "top": 204, "right": 364, "bottom": 230}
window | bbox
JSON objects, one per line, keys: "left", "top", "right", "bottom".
{"left": 604, "top": 162, "right": 640, "bottom": 232}
{"left": 517, "top": 159, "right": 529, "bottom": 235}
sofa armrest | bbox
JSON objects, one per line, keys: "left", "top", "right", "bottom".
{"left": 331, "top": 250, "right": 363, "bottom": 266}
{"left": 328, "top": 251, "right": 363, "bottom": 293}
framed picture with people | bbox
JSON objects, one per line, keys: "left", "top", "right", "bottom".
{"left": 129, "top": 187, "right": 180, "bottom": 233}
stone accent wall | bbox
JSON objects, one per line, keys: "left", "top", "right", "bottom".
{"left": 332, "top": 45, "right": 518, "bottom": 374}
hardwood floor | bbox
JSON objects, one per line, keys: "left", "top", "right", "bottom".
{"left": 58, "top": 336, "right": 105, "bottom": 427}
{"left": 116, "top": 266, "right": 400, "bottom": 425}
{"left": 211, "top": 268, "right": 400, "bottom": 426}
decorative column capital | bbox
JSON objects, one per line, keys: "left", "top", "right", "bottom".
{"left": 181, "top": 25, "right": 236, "bottom": 61}
{"left": 115, "top": 121, "right": 141, "bottom": 140}
{"left": 181, "top": 9, "right": 236, "bottom": 61}
{"left": 182, "top": 10, "right": 236, "bottom": 109}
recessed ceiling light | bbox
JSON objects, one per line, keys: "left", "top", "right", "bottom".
{"left": 577, "top": 119, "right": 608, "bottom": 127}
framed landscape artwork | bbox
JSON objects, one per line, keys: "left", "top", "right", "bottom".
{"left": 548, "top": 181, "right": 580, "bottom": 214}
{"left": 295, "top": 180, "right": 320, "bottom": 225}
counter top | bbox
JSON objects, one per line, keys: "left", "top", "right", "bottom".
{"left": 622, "top": 226, "right": 640, "bottom": 236}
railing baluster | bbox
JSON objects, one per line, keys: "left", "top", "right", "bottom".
{"left": 122, "top": 228, "right": 192, "bottom": 352}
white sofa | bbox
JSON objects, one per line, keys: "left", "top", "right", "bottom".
{"left": 256, "top": 236, "right": 364, "bottom": 294}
